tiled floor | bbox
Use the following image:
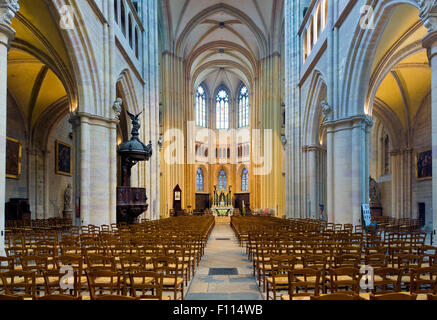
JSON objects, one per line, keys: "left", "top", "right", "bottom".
{"left": 186, "top": 222, "right": 263, "bottom": 300}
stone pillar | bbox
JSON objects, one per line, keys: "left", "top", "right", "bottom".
{"left": 70, "top": 113, "right": 118, "bottom": 226}
{"left": 420, "top": 2, "right": 437, "bottom": 242}
{"left": 141, "top": 0, "right": 160, "bottom": 220}
{"left": 324, "top": 115, "right": 373, "bottom": 225}
{"left": 302, "top": 145, "right": 327, "bottom": 219}
{"left": 0, "top": 0, "right": 18, "bottom": 255}
{"left": 390, "top": 148, "right": 413, "bottom": 219}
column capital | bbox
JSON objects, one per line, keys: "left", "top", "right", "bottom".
{"left": 0, "top": 0, "right": 18, "bottom": 39}
{"left": 69, "top": 111, "right": 120, "bottom": 129}
{"left": 417, "top": 0, "right": 437, "bottom": 32}
{"left": 301, "top": 145, "right": 327, "bottom": 153}
{"left": 323, "top": 114, "right": 374, "bottom": 132}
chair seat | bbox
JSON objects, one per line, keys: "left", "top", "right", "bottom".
{"left": 4, "top": 277, "right": 25, "bottom": 285}
{"left": 326, "top": 275, "right": 353, "bottom": 282}
{"left": 387, "top": 275, "right": 410, "bottom": 283}
{"left": 126, "top": 277, "right": 154, "bottom": 286}
{"left": 162, "top": 277, "right": 184, "bottom": 286}
{"left": 169, "top": 263, "right": 189, "bottom": 270}
{"left": 94, "top": 277, "right": 118, "bottom": 284}
{"left": 266, "top": 276, "right": 288, "bottom": 285}
{"left": 295, "top": 276, "right": 318, "bottom": 282}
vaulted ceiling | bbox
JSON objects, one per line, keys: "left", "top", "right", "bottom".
{"left": 372, "top": 4, "right": 430, "bottom": 134}
{"left": 160, "top": 0, "right": 284, "bottom": 93}
{"left": 8, "top": 0, "right": 72, "bottom": 135}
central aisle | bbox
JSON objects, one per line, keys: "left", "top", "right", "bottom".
{"left": 186, "top": 220, "right": 263, "bottom": 300}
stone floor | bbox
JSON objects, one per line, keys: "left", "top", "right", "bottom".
{"left": 185, "top": 221, "right": 264, "bottom": 300}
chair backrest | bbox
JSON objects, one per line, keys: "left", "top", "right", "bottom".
{"left": 372, "top": 267, "right": 402, "bottom": 293}
{"left": 1, "top": 270, "right": 36, "bottom": 298}
{"left": 43, "top": 269, "right": 78, "bottom": 296}
{"left": 86, "top": 254, "right": 115, "bottom": 272}
{"left": 365, "top": 254, "right": 388, "bottom": 268}
{"left": 410, "top": 266, "right": 437, "bottom": 294}
{"left": 270, "top": 255, "right": 296, "bottom": 278}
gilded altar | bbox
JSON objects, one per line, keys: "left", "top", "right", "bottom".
{"left": 211, "top": 185, "right": 234, "bottom": 216}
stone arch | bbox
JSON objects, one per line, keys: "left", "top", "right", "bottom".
{"left": 303, "top": 70, "right": 327, "bottom": 146}
{"left": 116, "top": 69, "right": 141, "bottom": 115}
{"left": 340, "top": 0, "right": 420, "bottom": 117}
{"left": 49, "top": 0, "right": 102, "bottom": 115}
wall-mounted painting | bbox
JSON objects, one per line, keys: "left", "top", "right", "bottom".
{"left": 416, "top": 149, "right": 432, "bottom": 181}
{"left": 56, "top": 140, "right": 72, "bottom": 176}
{"left": 6, "top": 137, "right": 22, "bottom": 179}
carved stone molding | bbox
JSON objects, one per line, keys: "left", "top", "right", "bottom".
{"left": 0, "top": 0, "right": 19, "bottom": 26}
{"left": 417, "top": 0, "right": 437, "bottom": 32}
{"left": 302, "top": 145, "right": 327, "bottom": 153}
{"left": 0, "top": 0, "right": 18, "bottom": 41}
{"left": 323, "top": 114, "right": 374, "bottom": 133}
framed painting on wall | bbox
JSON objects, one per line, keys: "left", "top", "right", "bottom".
{"left": 415, "top": 149, "right": 432, "bottom": 181}
{"left": 6, "top": 137, "right": 22, "bottom": 179}
{"left": 56, "top": 140, "right": 72, "bottom": 176}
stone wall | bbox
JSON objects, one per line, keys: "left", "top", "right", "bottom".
{"left": 5, "top": 95, "right": 27, "bottom": 201}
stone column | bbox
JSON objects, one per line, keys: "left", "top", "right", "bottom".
{"left": 0, "top": 0, "right": 18, "bottom": 255}
{"left": 141, "top": 0, "right": 160, "bottom": 220}
{"left": 70, "top": 113, "right": 118, "bottom": 226}
{"left": 324, "top": 115, "right": 373, "bottom": 225}
{"left": 420, "top": 2, "right": 437, "bottom": 242}
{"left": 302, "top": 145, "right": 327, "bottom": 219}
{"left": 390, "top": 148, "right": 413, "bottom": 219}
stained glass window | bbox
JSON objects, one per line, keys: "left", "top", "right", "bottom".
{"left": 238, "top": 85, "right": 249, "bottom": 128}
{"left": 216, "top": 89, "right": 229, "bottom": 129}
{"left": 196, "top": 85, "right": 207, "bottom": 127}
{"left": 218, "top": 169, "right": 227, "bottom": 191}
{"left": 242, "top": 168, "right": 249, "bottom": 191}
{"left": 196, "top": 168, "right": 204, "bottom": 192}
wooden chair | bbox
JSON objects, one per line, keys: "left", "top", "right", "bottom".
{"left": 287, "top": 268, "right": 321, "bottom": 299}
{"left": 153, "top": 256, "right": 184, "bottom": 300}
{"left": 328, "top": 267, "right": 361, "bottom": 294}
{"left": 86, "top": 270, "right": 122, "bottom": 300}
{"left": 372, "top": 267, "right": 402, "bottom": 294}
{"left": 266, "top": 255, "right": 295, "bottom": 300}
{"left": 427, "top": 293, "right": 437, "bottom": 300}
{"left": 43, "top": 269, "right": 79, "bottom": 297}
{"left": 56, "top": 254, "right": 87, "bottom": 295}
{"left": 370, "top": 293, "right": 417, "bottom": 300}
{"left": 129, "top": 271, "right": 163, "bottom": 300}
